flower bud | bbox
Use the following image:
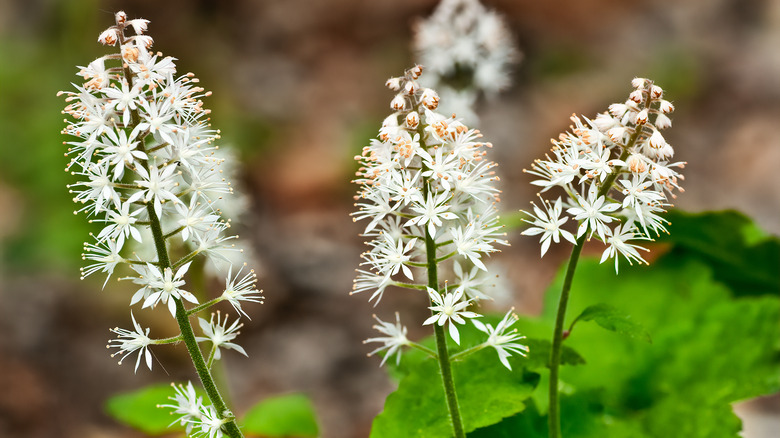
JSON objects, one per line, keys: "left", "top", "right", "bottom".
{"left": 631, "top": 77, "right": 647, "bottom": 89}
{"left": 404, "top": 80, "right": 420, "bottom": 95}
{"left": 659, "top": 100, "right": 675, "bottom": 114}
{"left": 385, "top": 77, "right": 401, "bottom": 91}
{"left": 98, "top": 28, "right": 119, "bottom": 46}
{"left": 629, "top": 89, "right": 644, "bottom": 104}
{"left": 406, "top": 111, "right": 420, "bottom": 128}
{"left": 408, "top": 65, "right": 423, "bottom": 79}
{"left": 129, "top": 19, "right": 150, "bottom": 35}
{"left": 420, "top": 88, "right": 439, "bottom": 110}
{"left": 655, "top": 113, "right": 672, "bottom": 130}
{"left": 390, "top": 94, "right": 406, "bottom": 111}
{"left": 648, "top": 129, "right": 666, "bottom": 149}
{"left": 635, "top": 108, "right": 649, "bottom": 125}
{"left": 115, "top": 11, "right": 127, "bottom": 25}
{"left": 650, "top": 85, "right": 663, "bottom": 99}
{"left": 626, "top": 153, "right": 648, "bottom": 173}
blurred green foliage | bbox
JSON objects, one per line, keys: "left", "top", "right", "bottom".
{"left": 372, "top": 210, "right": 780, "bottom": 437}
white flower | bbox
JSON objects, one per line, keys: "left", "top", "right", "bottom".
{"left": 364, "top": 312, "right": 410, "bottom": 366}
{"left": 406, "top": 191, "right": 458, "bottom": 237}
{"left": 521, "top": 197, "right": 576, "bottom": 256}
{"left": 197, "top": 405, "right": 227, "bottom": 438}
{"left": 108, "top": 312, "right": 152, "bottom": 372}
{"left": 196, "top": 312, "right": 247, "bottom": 360}
{"left": 159, "top": 381, "right": 204, "bottom": 434}
{"left": 81, "top": 239, "right": 125, "bottom": 286}
{"left": 132, "top": 163, "right": 180, "bottom": 218}
{"left": 221, "top": 265, "right": 263, "bottom": 318}
{"left": 567, "top": 185, "right": 620, "bottom": 241}
{"left": 600, "top": 225, "right": 650, "bottom": 273}
{"left": 472, "top": 309, "right": 529, "bottom": 370}
{"left": 96, "top": 200, "right": 144, "bottom": 247}
{"left": 423, "top": 287, "right": 481, "bottom": 345}
{"left": 142, "top": 262, "right": 198, "bottom": 316}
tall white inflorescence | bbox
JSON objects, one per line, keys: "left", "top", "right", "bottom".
{"left": 354, "top": 65, "right": 527, "bottom": 369}
{"left": 60, "top": 11, "right": 262, "bottom": 437}
{"left": 413, "top": 0, "right": 520, "bottom": 125}
{"left": 521, "top": 78, "right": 685, "bottom": 272}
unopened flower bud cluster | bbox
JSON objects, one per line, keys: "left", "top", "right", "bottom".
{"left": 522, "top": 78, "right": 686, "bottom": 272}
{"left": 60, "top": 11, "right": 262, "bottom": 437}
{"left": 413, "top": 0, "right": 519, "bottom": 124}
{"left": 353, "top": 65, "right": 527, "bottom": 369}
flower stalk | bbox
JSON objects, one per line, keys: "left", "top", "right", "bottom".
{"left": 518, "top": 78, "right": 685, "bottom": 438}
{"left": 62, "top": 11, "right": 263, "bottom": 438}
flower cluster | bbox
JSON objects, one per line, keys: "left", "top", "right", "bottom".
{"left": 522, "top": 78, "right": 685, "bottom": 271}
{"left": 413, "top": 0, "right": 519, "bottom": 124}
{"left": 353, "top": 65, "right": 527, "bottom": 369}
{"left": 61, "top": 11, "right": 262, "bottom": 437}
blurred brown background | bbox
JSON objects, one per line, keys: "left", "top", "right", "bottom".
{"left": 0, "top": 0, "right": 779, "bottom": 437}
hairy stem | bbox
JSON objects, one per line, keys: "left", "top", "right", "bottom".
{"left": 419, "top": 125, "right": 465, "bottom": 438}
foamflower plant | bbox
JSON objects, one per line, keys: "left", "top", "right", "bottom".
{"left": 60, "top": 11, "right": 263, "bottom": 438}
{"left": 353, "top": 65, "right": 528, "bottom": 438}
{"left": 519, "top": 78, "right": 685, "bottom": 438}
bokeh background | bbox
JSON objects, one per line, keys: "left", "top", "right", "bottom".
{"left": 1, "top": 0, "right": 779, "bottom": 437}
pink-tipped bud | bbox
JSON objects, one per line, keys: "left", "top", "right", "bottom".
{"left": 385, "top": 77, "right": 401, "bottom": 91}
{"left": 115, "top": 11, "right": 127, "bottom": 25}
{"left": 635, "top": 108, "right": 649, "bottom": 125}
{"left": 659, "top": 100, "right": 675, "bottom": 114}
{"left": 420, "top": 88, "right": 439, "bottom": 110}
{"left": 390, "top": 94, "right": 406, "bottom": 111}
{"left": 409, "top": 65, "right": 423, "bottom": 79}
{"left": 631, "top": 77, "right": 647, "bottom": 89}
{"left": 98, "top": 28, "right": 119, "bottom": 46}
{"left": 626, "top": 153, "right": 648, "bottom": 173}
{"left": 406, "top": 111, "right": 420, "bottom": 128}
{"left": 650, "top": 85, "right": 663, "bottom": 99}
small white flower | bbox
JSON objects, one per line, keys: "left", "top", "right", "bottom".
{"left": 142, "top": 262, "right": 198, "bottom": 316}
{"left": 159, "top": 381, "right": 204, "bottom": 434}
{"left": 196, "top": 312, "right": 247, "bottom": 360}
{"left": 406, "top": 191, "right": 458, "bottom": 237}
{"left": 521, "top": 197, "right": 576, "bottom": 256}
{"left": 197, "top": 405, "right": 227, "bottom": 438}
{"left": 472, "top": 309, "right": 529, "bottom": 370}
{"left": 364, "top": 312, "right": 410, "bottom": 366}
{"left": 600, "top": 225, "right": 650, "bottom": 273}
{"left": 567, "top": 185, "right": 620, "bottom": 241}
{"left": 423, "top": 287, "right": 481, "bottom": 345}
{"left": 107, "top": 312, "right": 152, "bottom": 372}
{"left": 221, "top": 265, "right": 263, "bottom": 318}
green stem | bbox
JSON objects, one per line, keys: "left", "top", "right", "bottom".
{"left": 548, "top": 234, "right": 586, "bottom": 438}
{"left": 408, "top": 341, "right": 439, "bottom": 358}
{"left": 547, "top": 89, "right": 649, "bottom": 438}
{"left": 118, "top": 30, "right": 243, "bottom": 438}
{"left": 187, "top": 296, "right": 224, "bottom": 316}
{"left": 419, "top": 133, "right": 465, "bottom": 438}
{"left": 449, "top": 343, "right": 487, "bottom": 362}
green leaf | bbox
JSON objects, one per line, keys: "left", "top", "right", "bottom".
{"left": 242, "top": 393, "right": 319, "bottom": 438}
{"left": 570, "top": 303, "right": 651, "bottom": 343}
{"left": 522, "top": 338, "right": 586, "bottom": 370}
{"left": 371, "top": 349, "right": 540, "bottom": 438}
{"left": 105, "top": 383, "right": 188, "bottom": 435}
{"left": 657, "top": 209, "right": 780, "bottom": 296}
